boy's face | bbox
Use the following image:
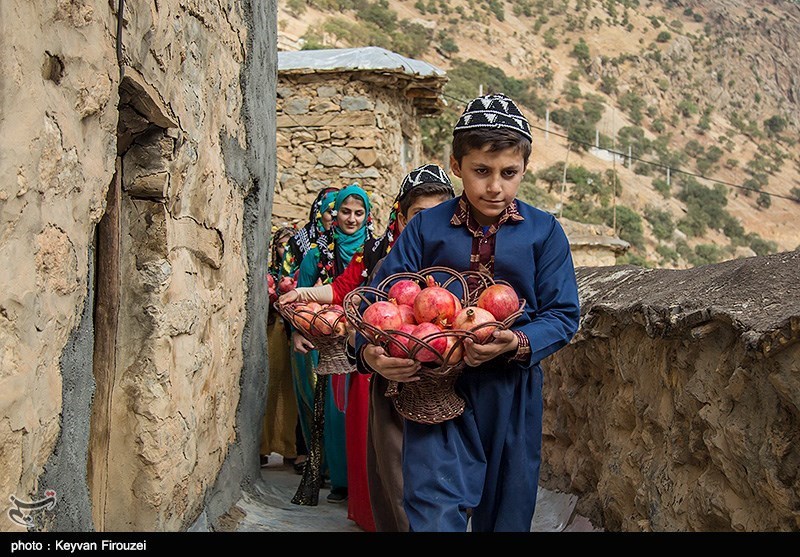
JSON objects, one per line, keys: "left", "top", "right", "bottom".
{"left": 450, "top": 145, "right": 526, "bottom": 226}
{"left": 396, "top": 194, "right": 451, "bottom": 234}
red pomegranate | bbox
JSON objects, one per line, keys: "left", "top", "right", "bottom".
{"left": 292, "top": 305, "right": 316, "bottom": 335}
{"left": 477, "top": 284, "right": 520, "bottom": 322}
{"left": 441, "top": 334, "right": 464, "bottom": 366}
{"left": 362, "top": 300, "right": 403, "bottom": 335}
{"left": 278, "top": 276, "right": 296, "bottom": 293}
{"left": 387, "top": 323, "right": 416, "bottom": 358}
{"left": 397, "top": 304, "right": 417, "bottom": 325}
{"left": 267, "top": 274, "right": 275, "bottom": 289}
{"left": 452, "top": 293, "right": 463, "bottom": 315}
{"left": 453, "top": 306, "right": 498, "bottom": 343}
{"left": 315, "top": 307, "right": 344, "bottom": 336}
{"left": 410, "top": 322, "right": 447, "bottom": 363}
{"left": 413, "top": 276, "right": 458, "bottom": 327}
{"left": 388, "top": 279, "right": 421, "bottom": 307}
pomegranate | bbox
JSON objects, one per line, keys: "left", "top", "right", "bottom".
{"left": 441, "top": 334, "right": 464, "bottom": 366}
{"left": 453, "top": 306, "right": 498, "bottom": 343}
{"left": 397, "top": 304, "right": 417, "bottom": 325}
{"left": 388, "top": 279, "right": 421, "bottom": 307}
{"left": 413, "top": 276, "right": 458, "bottom": 327}
{"left": 387, "top": 323, "right": 416, "bottom": 358}
{"left": 452, "top": 293, "right": 463, "bottom": 315}
{"left": 292, "top": 306, "right": 315, "bottom": 335}
{"left": 267, "top": 274, "right": 275, "bottom": 289}
{"left": 362, "top": 300, "right": 403, "bottom": 337}
{"left": 278, "top": 276, "right": 296, "bottom": 293}
{"left": 315, "top": 307, "right": 344, "bottom": 336}
{"left": 410, "top": 322, "right": 447, "bottom": 363}
{"left": 477, "top": 284, "right": 520, "bottom": 322}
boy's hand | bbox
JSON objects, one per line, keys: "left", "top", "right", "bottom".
{"left": 292, "top": 331, "right": 315, "bottom": 354}
{"left": 363, "top": 344, "right": 421, "bottom": 383}
{"left": 462, "top": 329, "right": 519, "bottom": 367}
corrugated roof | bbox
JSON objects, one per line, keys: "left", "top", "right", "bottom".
{"left": 278, "top": 47, "right": 447, "bottom": 116}
{"left": 278, "top": 46, "right": 445, "bottom": 78}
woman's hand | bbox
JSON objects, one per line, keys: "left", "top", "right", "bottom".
{"left": 462, "top": 329, "right": 518, "bottom": 367}
{"left": 278, "top": 289, "right": 299, "bottom": 305}
{"left": 363, "top": 344, "right": 421, "bottom": 383}
{"left": 292, "top": 331, "right": 315, "bottom": 354}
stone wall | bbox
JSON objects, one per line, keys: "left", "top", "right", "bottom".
{"left": 540, "top": 251, "right": 800, "bottom": 532}
{"left": 0, "top": 1, "right": 274, "bottom": 532}
{"left": 274, "top": 73, "right": 426, "bottom": 232}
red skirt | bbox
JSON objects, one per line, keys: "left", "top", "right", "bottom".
{"left": 341, "top": 372, "right": 376, "bottom": 532}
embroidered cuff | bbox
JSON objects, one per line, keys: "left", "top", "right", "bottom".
{"left": 509, "top": 330, "right": 531, "bottom": 362}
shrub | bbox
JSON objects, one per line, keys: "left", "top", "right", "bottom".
{"left": 644, "top": 206, "right": 675, "bottom": 241}
{"left": 599, "top": 205, "right": 645, "bottom": 249}
{"left": 652, "top": 177, "right": 670, "bottom": 198}
{"left": 764, "top": 114, "right": 787, "bottom": 136}
{"left": 690, "top": 244, "right": 725, "bottom": 266}
{"left": 656, "top": 31, "right": 672, "bottom": 42}
{"left": 747, "top": 234, "right": 777, "bottom": 256}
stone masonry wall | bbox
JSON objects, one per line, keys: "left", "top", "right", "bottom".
{"left": 0, "top": 1, "right": 119, "bottom": 533}
{"left": 540, "top": 251, "right": 800, "bottom": 532}
{"left": 274, "top": 74, "right": 424, "bottom": 232}
{"left": 0, "top": 1, "right": 272, "bottom": 532}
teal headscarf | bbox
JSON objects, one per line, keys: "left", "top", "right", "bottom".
{"left": 313, "top": 184, "right": 374, "bottom": 282}
{"left": 332, "top": 184, "right": 373, "bottom": 265}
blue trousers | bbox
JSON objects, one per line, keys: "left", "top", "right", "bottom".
{"left": 402, "top": 364, "right": 543, "bottom": 532}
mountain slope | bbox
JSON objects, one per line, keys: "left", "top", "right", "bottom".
{"left": 277, "top": 0, "right": 800, "bottom": 268}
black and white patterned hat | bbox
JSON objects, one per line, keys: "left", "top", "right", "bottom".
{"left": 398, "top": 163, "right": 454, "bottom": 201}
{"left": 453, "top": 93, "right": 532, "bottom": 142}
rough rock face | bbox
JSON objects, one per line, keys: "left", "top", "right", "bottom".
{"left": 1, "top": 0, "right": 269, "bottom": 532}
{"left": 541, "top": 250, "right": 800, "bottom": 531}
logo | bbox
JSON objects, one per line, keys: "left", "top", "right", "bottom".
{"left": 7, "top": 490, "right": 57, "bottom": 527}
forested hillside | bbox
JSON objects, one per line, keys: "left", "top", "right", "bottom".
{"left": 278, "top": 0, "right": 800, "bottom": 268}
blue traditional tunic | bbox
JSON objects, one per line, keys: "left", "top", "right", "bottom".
{"left": 358, "top": 195, "right": 580, "bottom": 531}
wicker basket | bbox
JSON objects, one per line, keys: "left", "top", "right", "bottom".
{"left": 343, "top": 266, "right": 525, "bottom": 424}
{"left": 276, "top": 301, "right": 355, "bottom": 375}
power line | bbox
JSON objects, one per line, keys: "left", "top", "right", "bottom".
{"left": 435, "top": 90, "right": 800, "bottom": 203}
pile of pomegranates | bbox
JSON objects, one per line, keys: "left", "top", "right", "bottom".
{"left": 359, "top": 275, "right": 521, "bottom": 367}
{"left": 285, "top": 302, "right": 348, "bottom": 338}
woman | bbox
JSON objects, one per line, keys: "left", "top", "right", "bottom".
{"left": 283, "top": 187, "right": 338, "bottom": 475}
{"left": 291, "top": 184, "right": 374, "bottom": 508}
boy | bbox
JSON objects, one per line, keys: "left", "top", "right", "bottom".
{"left": 279, "top": 165, "right": 455, "bottom": 531}
{"left": 356, "top": 93, "right": 581, "bottom": 532}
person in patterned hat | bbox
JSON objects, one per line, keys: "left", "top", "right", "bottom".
{"left": 357, "top": 93, "right": 581, "bottom": 531}
{"left": 278, "top": 165, "right": 454, "bottom": 531}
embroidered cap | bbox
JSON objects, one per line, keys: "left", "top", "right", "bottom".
{"left": 453, "top": 93, "right": 532, "bottom": 142}
{"left": 398, "top": 164, "right": 454, "bottom": 201}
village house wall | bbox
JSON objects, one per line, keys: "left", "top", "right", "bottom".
{"left": 274, "top": 74, "right": 425, "bottom": 232}
{"left": 0, "top": 0, "right": 275, "bottom": 531}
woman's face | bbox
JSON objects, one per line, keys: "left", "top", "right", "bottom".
{"left": 320, "top": 209, "right": 334, "bottom": 231}
{"left": 275, "top": 233, "right": 291, "bottom": 260}
{"left": 336, "top": 196, "right": 367, "bottom": 235}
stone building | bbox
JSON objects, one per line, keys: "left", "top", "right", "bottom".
{"left": 0, "top": 0, "right": 275, "bottom": 531}
{"left": 274, "top": 46, "right": 447, "bottom": 231}
{"left": 560, "top": 218, "right": 630, "bottom": 267}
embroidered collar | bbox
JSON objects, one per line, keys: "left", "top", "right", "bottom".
{"left": 450, "top": 193, "right": 524, "bottom": 236}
